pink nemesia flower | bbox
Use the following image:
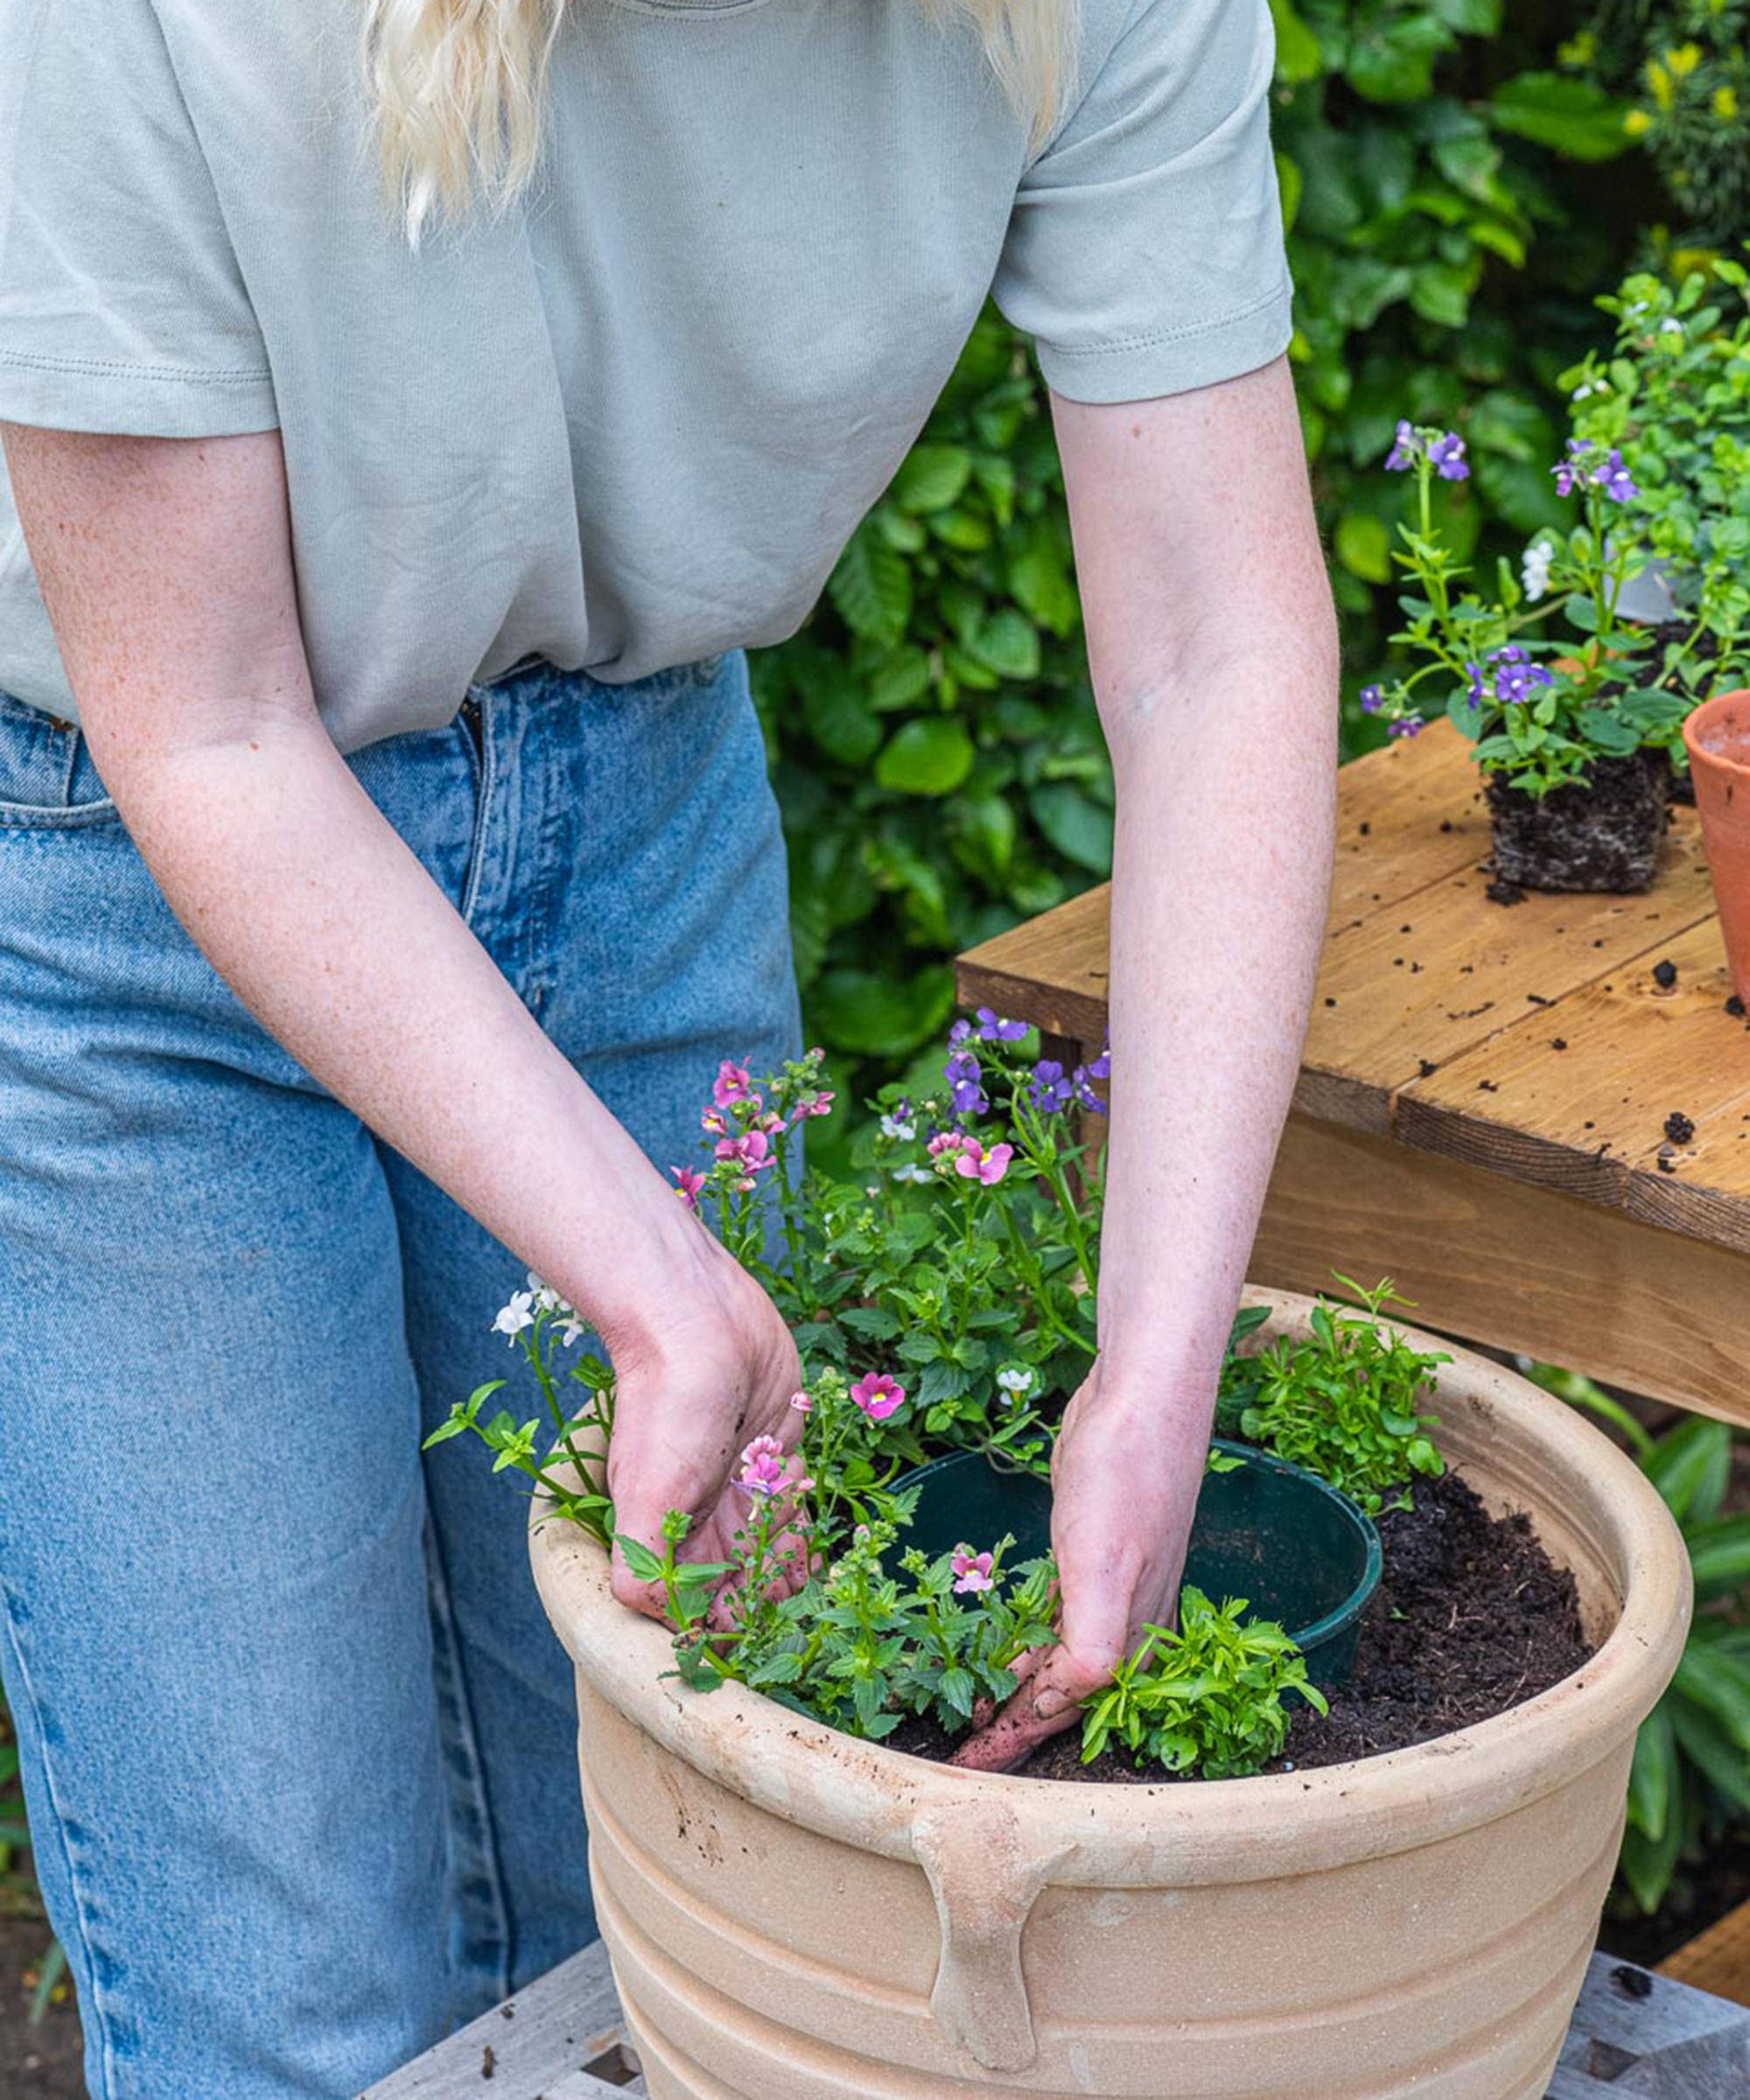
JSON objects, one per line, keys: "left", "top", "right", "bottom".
{"left": 736, "top": 1435, "right": 789, "bottom": 1496}
{"left": 713, "top": 1060, "right": 754, "bottom": 1110}
{"left": 951, "top": 1545, "right": 995, "bottom": 1595}
{"left": 759, "top": 1110, "right": 786, "bottom": 1134}
{"left": 715, "top": 1128, "right": 774, "bottom": 1175}
{"left": 701, "top": 1109, "right": 727, "bottom": 1136}
{"left": 671, "top": 1166, "right": 707, "bottom": 1210}
{"left": 788, "top": 1089, "right": 836, "bottom": 1124}
{"left": 849, "top": 1371, "right": 906, "bottom": 1421}
{"left": 789, "top": 1389, "right": 812, "bottom": 1414}
{"left": 927, "top": 1131, "right": 961, "bottom": 1159}
{"left": 955, "top": 1138, "right": 1014, "bottom": 1186}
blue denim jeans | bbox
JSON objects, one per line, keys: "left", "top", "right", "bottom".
{"left": 0, "top": 654, "right": 799, "bottom": 2099}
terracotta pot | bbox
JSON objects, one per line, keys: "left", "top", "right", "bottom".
{"left": 1684, "top": 689, "right": 1750, "bottom": 1002}
{"left": 531, "top": 1292, "right": 1690, "bottom": 2100}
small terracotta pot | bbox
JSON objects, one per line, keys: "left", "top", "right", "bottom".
{"left": 532, "top": 1292, "right": 1690, "bottom": 2100}
{"left": 1684, "top": 689, "right": 1750, "bottom": 1002}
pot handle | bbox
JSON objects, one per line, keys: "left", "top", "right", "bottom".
{"left": 912, "top": 1806, "right": 1071, "bottom": 2075}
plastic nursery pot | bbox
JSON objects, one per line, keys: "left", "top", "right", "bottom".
{"left": 1483, "top": 750, "right": 1670, "bottom": 894}
{"left": 1684, "top": 688, "right": 1750, "bottom": 1004}
{"left": 533, "top": 1291, "right": 1690, "bottom": 2100}
{"left": 894, "top": 1438, "right": 1381, "bottom": 1687}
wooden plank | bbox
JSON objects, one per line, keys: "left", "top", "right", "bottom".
{"left": 1304, "top": 831, "right": 1714, "bottom": 1125}
{"left": 956, "top": 884, "right": 1110, "bottom": 1049}
{"left": 1550, "top": 1956, "right": 1750, "bottom": 2098}
{"left": 1252, "top": 1115, "right": 1750, "bottom": 1429}
{"left": 1661, "top": 1897, "right": 1750, "bottom": 2007}
{"left": 1325, "top": 719, "right": 1492, "bottom": 934}
{"left": 1396, "top": 921, "right": 1750, "bottom": 1253}
{"left": 360, "top": 1941, "right": 635, "bottom": 2100}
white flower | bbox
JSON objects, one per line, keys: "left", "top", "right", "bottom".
{"left": 1573, "top": 382, "right": 1595, "bottom": 401}
{"left": 1661, "top": 318, "right": 1684, "bottom": 335}
{"left": 554, "top": 1312, "right": 589, "bottom": 1348}
{"left": 880, "top": 1113, "right": 917, "bottom": 1142}
{"left": 996, "top": 1365, "right": 1034, "bottom": 1404}
{"left": 527, "top": 1270, "right": 564, "bottom": 1313}
{"left": 1627, "top": 300, "right": 1649, "bottom": 318}
{"left": 892, "top": 1162, "right": 932, "bottom": 1185}
{"left": 494, "top": 1290, "right": 536, "bottom": 1343}
{"left": 1522, "top": 538, "right": 1555, "bottom": 604}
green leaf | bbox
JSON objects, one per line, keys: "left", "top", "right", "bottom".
{"left": 1267, "top": 0, "right": 1322, "bottom": 83}
{"left": 1686, "top": 1516, "right": 1750, "bottom": 1602}
{"left": 1628, "top": 1705, "right": 1673, "bottom": 1842}
{"left": 808, "top": 964, "right": 956, "bottom": 1058}
{"left": 875, "top": 718, "right": 976, "bottom": 797}
{"left": 1029, "top": 783, "right": 1114, "bottom": 875}
{"left": 1489, "top": 74, "right": 1634, "bottom": 164}
{"left": 892, "top": 444, "right": 973, "bottom": 515}
{"left": 1335, "top": 511, "right": 1394, "bottom": 584}
{"left": 803, "top": 672, "right": 883, "bottom": 766}
{"left": 615, "top": 1536, "right": 664, "bottom": 1585}
{"left": 829, "top": 524, "right": 913, "bottom": 648}
{"left": 970, "top": 608, "right": 1041, "bottom": 682}
{"left": 1644, "top": 1418, "right": 1732, "bottom": 1525}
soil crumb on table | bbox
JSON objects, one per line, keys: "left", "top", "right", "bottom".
{"left": 901, "top": 1473, "right": 1593, "bottom": 1784}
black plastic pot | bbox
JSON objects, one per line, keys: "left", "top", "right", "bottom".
{"left": 1484, "top": 750, "right": 1670, "bottom": 894}
{"left": 895, "top": 1439, "right": 1382, "bottom": 1687}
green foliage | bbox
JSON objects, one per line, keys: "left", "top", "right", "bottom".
{"left": 1080, "top": 1587, "right": 1328, "bottom": 1777}
{"left": 1568, "top": 4, "right": 1750, "bottom": 245}
{"left": 759, "top": 4, "right": 1639, "bottom": 1088}
{"left": 1218, "top": 1278, "right": 1447, "bottom": 1513}
{"left": 1567, "top": 255, "right": 1750, "bottom": 634}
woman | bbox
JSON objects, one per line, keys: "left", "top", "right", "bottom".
{"left": 0, "top": 0, "right": 1336, "bottom": 2093}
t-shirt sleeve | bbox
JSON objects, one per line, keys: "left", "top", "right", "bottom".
{"left": 991, "top": 0, "right": 1292, "bottom": 405}
{"left": 0, "top": 0, "right": 277, "bottom": 436}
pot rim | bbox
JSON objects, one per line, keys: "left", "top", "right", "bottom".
{"left": 531, "top": 1288, "right": 1690, "bottom": 1888}
{"left": 1684, "top": 686, "right": 1750, "bottom": 779}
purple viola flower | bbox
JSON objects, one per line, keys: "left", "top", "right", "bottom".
{"left": 1464, "top": 662, "right": 1486, "bottom": 710}
{"left": 1427, "top": 432, "right": 1470, "bottom": 481}
{"left": 1360, "top": 683, "right": 1384, "bottom": 715}
{"left": 944, "top": 1049, "right": 987, "bottom": 1117}
{"left": 976, "top": 1007, "right": 1029, "bottom": 1043}
{"left": 1029, "top": 1060, "right": 1074, "bottom": 1114}
{"left": 1387, "top": 714, "right": 1425, "bottom": 739}
{"left": 1595, "top": 448, "right": 1639, "bottom": 503}
{"left": 1085, "top": 1034, "right": 1110, "bottom": 1082}
{"left": 1552, "top": 438, "right": 1595, "bottom": 498}
{"left": 948, "top": 1018, "right": 973, "bottom": 1046}
{"left": 1490, "top": 644, "right": 1555, "bottom": 709}
{"left": 1072, "top": 1064, "right": 1109, "bottom": 1116}
{"left": 1384, "top": 419, "right": 1420, "bottom": 472}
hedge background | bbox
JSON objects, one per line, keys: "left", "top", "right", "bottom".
{"left": 752, "top": 0, "right": 1741, "bottom": 1117}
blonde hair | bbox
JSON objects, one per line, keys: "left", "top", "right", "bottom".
{"left": 361, "top": 0, "right": 1078, "bottom": 246}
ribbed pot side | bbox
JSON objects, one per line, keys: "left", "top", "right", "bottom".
{"left": 530, "top": 1290, "right": 1690, "bottom": 2100}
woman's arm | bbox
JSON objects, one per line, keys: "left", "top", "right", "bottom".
{"left": 957, "top": 355, "right": 1337, "bottom": 1768}
{"left": 1, "top": 423, "right": 801, "bottom": 1599}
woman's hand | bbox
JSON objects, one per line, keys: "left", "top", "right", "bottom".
{"left": 951, "top": 1359, "right": 1212, "bottom": 1772}
{"left": 598, "top": 1232, "right": 807, "bottom": 1618}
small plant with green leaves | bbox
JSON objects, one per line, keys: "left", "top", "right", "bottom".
{"left": 1080, "top": 1588, "right": 1328, "bottom": 1780}
{"left": 1533, "top": 1368, "right": 1750, "bottom": 1915}
{"left": 1218, "top": 1280, "right": 1447, "bottom": 1516}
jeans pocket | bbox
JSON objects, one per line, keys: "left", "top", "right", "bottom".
{"left": 0, "top": 693, "right": 118, "bottom": 830}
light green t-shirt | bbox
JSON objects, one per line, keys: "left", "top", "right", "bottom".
{"left": 0, "top": 0, "right": 1291, "bottom": 752}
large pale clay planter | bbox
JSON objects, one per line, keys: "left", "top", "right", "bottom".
{"left": 531, "top": 1291, "right": 1690, "bottom": 2100}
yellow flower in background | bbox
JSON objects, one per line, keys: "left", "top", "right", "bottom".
{"left": 1625, "top": 107, "right": 1655, "bottom": 137}
{"left": 1715, "top": 85, "right": 1740, "bottom": 122}
{"left": 1664, "top": 43, "right": 1703, "bottom": 80}
{"left": 1645, "top": 60, "right": 1674, "bottom": 111}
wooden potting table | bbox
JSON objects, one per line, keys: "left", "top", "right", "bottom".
{"left": 956, "top": 718, "right": 1750, "bottom": 1431}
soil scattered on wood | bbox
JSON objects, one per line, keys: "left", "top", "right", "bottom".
{"left": 899, "top": 1473, "right": 1592, "bottom": 1783}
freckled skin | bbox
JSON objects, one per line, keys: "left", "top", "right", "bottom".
{"left": 0, "top": 419, "right": 805, "bottom": 1615}
{"left": 956, "top": 358, "right": 1336, "bottom": 1769}
{"left": 3, "top": 354, "right": 1335, "bottom": 1709}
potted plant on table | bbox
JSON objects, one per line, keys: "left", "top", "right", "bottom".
{"left": 431, "top": 1026, "right": 1690, "bottom": 2100}
{"left": 1361, "top": 256, "right": 1750, "bottom": 893}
